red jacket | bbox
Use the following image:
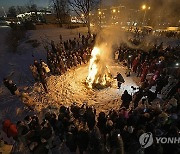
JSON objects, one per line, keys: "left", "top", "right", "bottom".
{"left": 2, "top": 119, "right": 18, "bottom": 138}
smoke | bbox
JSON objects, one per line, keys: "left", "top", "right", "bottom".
{"left": 149, "top": 0, "right": 180, "bottom": 27}
{"left": 86, "top": 0, "right": 180, "bottom": 85}
{"left": 93, "top": 26, "right": 130, "bottom": 66}
{"left": 93, "top": 0, "right": 180, "bottom": 50}
{"left": 102, "top": 0, "right": 180, "bottom": 27}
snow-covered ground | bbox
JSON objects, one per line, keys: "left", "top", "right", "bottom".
{"left": 26, "top": 62, "right": 139, "bottom": 115}
{"left": 0, "top": 26, "right": 180, "bottom": 124}
{"left": 0, "top": 27, "right": 89, "bottom": 123}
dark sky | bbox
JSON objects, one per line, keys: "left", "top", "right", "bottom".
{"left": 0, "top": 0, "right": 179, "bottom": 18}
{"left": 0, "top": 0, "right": 144, "bottom": 11}
{"left": 0, "top": 0, "right": 50, "bottom": 16}
{"left": 0, "top": 0, "right": 50, "bottom": 8}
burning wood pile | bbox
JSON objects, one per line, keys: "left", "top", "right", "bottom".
{"left": 86, "top": 46, "right": 113, "bottom": 89}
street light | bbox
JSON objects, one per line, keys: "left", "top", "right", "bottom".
{"left": 113, "top": 9, "right": 116, "bottom": 13}
{"left": 141, "top": 4, "right": 150, "bottom": 26}
{"left": 142, "top": 4, "right": 146, "bottom": 10}
{"left": 98, "top": 11, "right": 102, "bottom": 15}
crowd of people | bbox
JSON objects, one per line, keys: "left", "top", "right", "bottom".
{"left": 128, "top": 26, "right": 180, "bottom": 39}
{"left": 29, "top": 33, "right": 95, "bottom": 93}
{"left": 116, "top": 42, "right": 180, "bottom": 83}
{"left": 153, "top": 30, "right": 180, "bottom": 39}
{"left": 1, "top": 31, "right": 180, "bottom": 154}
{"left": 46, "top": 40, "right": 91, "bottom": 75}
{"left": 2, "top": 80, "right": 180, "bottom": 154}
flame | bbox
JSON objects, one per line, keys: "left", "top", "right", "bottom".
{"left": 86, "top": 46, "right": 112, "bottom": 88}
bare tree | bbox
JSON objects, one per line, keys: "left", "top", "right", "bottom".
{"left": 16, "top": 6, "right": 26, "bottom": 14}
{"left": 8, "top": 6, "right": 17, "bottom": 17}
{"left": 68, "top": 0, "right": 99, "bottom": 34}
{"left": 52, "top": 0, "right": 70, "bottom": 27}
{"left": 26, "top": 3, "right": 37, "bottom": 13}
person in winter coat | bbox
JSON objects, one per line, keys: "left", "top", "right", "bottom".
{"left": 3, "top": 78, "right": 18, "bottom": 95}
{"left": 141, "top": 65, "right": 149, "bottom": 82}
{"left": 2, "top": 119, "right": 18, "bottom": 139}
{"left": 82, "top": 52, "right": 87, "bottom": 64}
{"left": 77, "top": 127, "right": 90, "bottom": 154}
{"left": 125, "top": 66, "right": 131, "bottom": 77}
{"left": 114, "top": 73, "right": 125, "bottom": 89}
{"left": 77, "top": 55, "right": 82, "bottom": 65}
{"left": 97, "top": 112, "right": 107, "bottom": 136}
{"left": 136, "top": 63, "right": 142, "bottom": 77}
{"left": 59, "top": 58, "right": 66, "bottom": 73}
{"left": 88, "top": 126, "right": 103, "bottom": 154}
{"left": 121, "top": 90, "right": 132, "bottom": 109}
{"left": 8, "top": 80, "right": 18, "bottom": 95}
{"left": 132, "top": 57, "right": 139, "bottom": 73}
{"left": 106, "top": 130, "right": 124, "bottom": 154}
{"left": 51, "top": 40, "right": 57, "bottom": 53}
{"left": 66, "top": 124, "right": 78, "bottom": 153}
{"left": 30, "top": 65, "right": 39, "bottom": 81}
{"left": 40, "top": 60, "right": 50, "bottom": 74}
{"left": 34, "top": 60, "right": 43, "bottom": 75}
{"left": 39, "top": 71, "right": 48, "bottom": 93}
{"left": 73, "top": 54, "right": 78, "bottom": 67}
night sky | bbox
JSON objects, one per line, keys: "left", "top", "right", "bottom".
{"left": 0, "top": 0, "right": 142, "bottom": 16}
{"left": 1, "top": 0, "right": 50, "bottom": 7}
{"left": 0, "top": 0, "right": 179, "bottom": 18}
{"left": 0, "top": 0, "right": 50, "bottom": 16}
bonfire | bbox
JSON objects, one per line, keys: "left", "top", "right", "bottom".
{"left": 86, "top": 46, "right": 112, "bottom": 89}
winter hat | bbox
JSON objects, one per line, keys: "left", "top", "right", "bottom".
{"left": 169, "top": 98, "right": 177, "bottom": 107}
{"left": 79, "top": 109, "right": 85, "bottom": 116}
{"left": 144, "top": 113, "right": 150, "bottom": 118}
{"left": 158, "top": 112, "right": 168, "bottom": 123}
{"left": 127, "top": 126, "right": 134, "bottom": 134}
{"left": 170, "top": 113, "right": 178, "bottom": 120}
{"left": 24, "top": 116, "right": 32, "bottom": 124}
{"left": 106, "top": 120, "right": 113, "bottom": 127}
{"left": 69, "top": 124, "right": 76, "bottom": 132}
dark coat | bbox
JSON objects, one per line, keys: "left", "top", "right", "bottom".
{"left": 121, "top": 92, "right": 132, "bottom": 108}
{"left": 116, "top": 73, "right": 125, "bottom": 83}
{"left": 77, "top": 129, "right": 89, "bottom": 151}
{"left": 5, "top": 82, "right": 17, "bottom": 95}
